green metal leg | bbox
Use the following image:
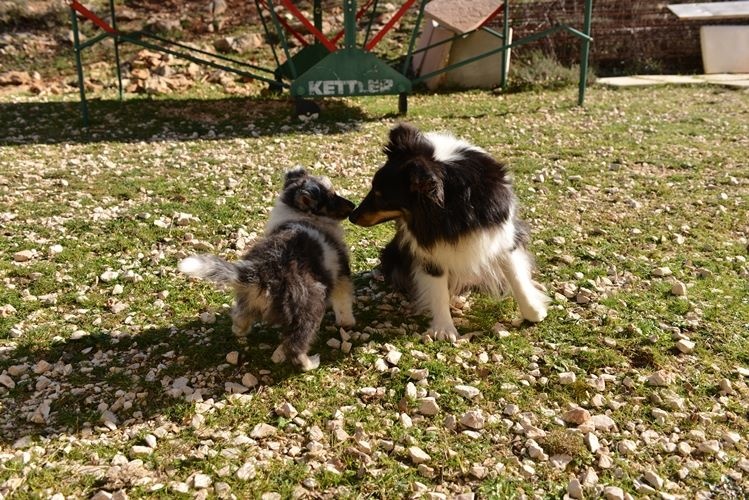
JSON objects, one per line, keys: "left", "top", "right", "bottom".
{"left": 500, "top": 0, "right": 510, "bottom": 89}
{"left": 109, "top": 0, "right": 123, "bottom": 100}
{"left": 578, "top": 0, "right": 593, "bottom": 106}
{"left": 401, "top": 0, "right": 428, "bottom": 76}
{"left": 267, "top": 0, "right": 297, "bottom": 79}
{"left": 343, "top": 0, "right": 356, "bottom": 49}
{"left": 70, "top": 7, "right": 89, "bottom": 127}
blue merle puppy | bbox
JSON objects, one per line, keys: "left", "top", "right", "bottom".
{"left": 179, "top": 167, "right": 355, "bottom": 371}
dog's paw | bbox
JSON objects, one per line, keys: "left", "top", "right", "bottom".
{"left": 271, "top": 345, "right": 287, "bottom": 364}
{"left": 335, "top": 313, "right": 356, "bottom": 329}
{"left": 298, "top": 353, "right": 320, "bottom": 371}
{"left": 424, "top": 322, "right": 459, "bottom": 343}
{"left": 519, "top": 299, "right": 549, "bottom": 323}
{"left": 231, "top": 323, "right": 251, "bottom": 337}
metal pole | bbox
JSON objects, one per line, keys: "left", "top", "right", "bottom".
{"left": 500, "top": 0, "right": 510, "bottom": 89}
{"left": 313, "top": 0, "right": 322, "bottom": 44}
{"left": 108, "top": 0, "right": 123, "bottom": 100}
{"left": 578, "top": 0, "right": 593, "bottom": 106}
{"left": 343, "top": 0, "right": 356, "bottom": 49}
{"left": 70, "top": 6, "right": 89, "bottom": 127}
{"left": 266, "top": 0, "right": 297, "bottom": 78}
{"left": 363, "top": 0, "right": 380, "bottom": 46}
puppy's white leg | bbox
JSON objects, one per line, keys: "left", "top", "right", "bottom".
{"left": 330, "top": 276, "right": 355, "bottom": 328}
{"left": 414, "top": 268, "right": 458, "bottom": 341}
{"left": 499, "top": 248, "right": 550, "bottom": 323}
{"left": 230, "top": 294, "right": 256, "bottom": 337}
{"left": 296, "top": 353, "right": 320, "bottom": 371}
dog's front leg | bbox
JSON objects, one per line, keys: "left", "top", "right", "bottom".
{"left": 499, "top": 248, "right": 550, "bottom": 322}
{"left": 330, "top": 276, "right": 356, "bottom": 328}
{"left": 414, "top": 265, "right": 458, "bottom": 342}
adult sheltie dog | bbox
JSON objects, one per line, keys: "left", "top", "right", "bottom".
{"left": 350, "top": 124, "right": 549, "bottom": 341}
{"left": 179, "top": 167, "right": 355, "bottom": 371}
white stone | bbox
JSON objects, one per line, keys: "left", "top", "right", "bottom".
{"left": 585, "top": 432, "right": 600, "bottom": 453}
{"left": 275, "top": 402, "right": 298, "bottom": 419}
{"left": 236, "top": 462, "right": 256, "bottom": 480}
{"left": 405, "top": 382, "right": 417, "bottom": 399}
{"left": 604, "top": 485, "right": 624, "bottom": 500}
{"left": 643, "top": 470, "right": 664, "bottom": 490}
{"left": 454, "top": 384, "right": 481, "bottom": 399}
{"left": 0, "top": 373, "right": 15, "bottom": 389}
{"left": 591, "top": 414, "right": 617, "bottom": 432}
{"left": 648, "top": 370, "right": 673, "bottom": 387}
{"left": 225, "top": 351, "right": 239, "bottom": 365}
{"left": 341, "top": 341, "right": 352, "bottom": 353}
{"left": 652, "top": 267, "right": 672, "bottom": 277}
{"left": 618, "top": 439, "right": 637, "bottom": 454}
{"left": 698, "top": 440, "right": 721, "bottom": 454}
{"left": 408, "top": 446, "right": 431, "bottom": 464}
{"left": 100, "top": 270, "right": 119, "bottom": 282}
{"left": 460, "top": 410, "right": 485, "bottom": 430}
{"left": 49, "top": 244, "right": 63, "bottom": 256}
{"left": 723, "top": 431, "right": 741, "bottom": 446}
{"left": 568, "top": 478, "right": 583, "bottom": 499}
{"left": 111, "top": 284, "right": 124, "bottom": 295}
{"left": 144, "top": 434, "right": 157, "bottom": 449}
{"left": 671, "top": 281, "right": 687, "bottom": 296}
{"left": 676, "top": 339, "right": 695, "bottom": 354}
{"left": 131, "top": 445, "right": 153, "bottom": 456}
{"left": 250, "top": 423, "right": 277, "bottom": 439}
{"left": 192, "top": 473, "right": 212, "bottom": 489}
{"left": 580, "top": 467, "right": 599, "bottom": 486}
{"left": 199, "top": 311, "right": 216, "bottom": 324}
{"left": 559, "top": 372, "right": 577, "bottom": 384}
{"left": 241, "top": 373, "right": 258, "bottom": 388}
{"left": 409, "top": 368, "right": 429, "bottom": 381}
{"left": 385, "top": 350, "right": 402, "bottom": 365}
{"left": 400, "top": 412, "right": 413, "bottom": 428}
{"left": 562, "top": 407, "right": 591, "bottom": 425}
{"left": 418, "top": 397, "right": 440, "bottom": 416}
{"left": 13, "top": 250, "right": 34, "bottom": 262}
{"left": 503, "top": 404, "right": 520, "bottom": 416}
{"left": 326, "top": 338, "right": 341, "bottom": 349}
{"left": 550, "top": 454, "right": 572, "bottom": 470}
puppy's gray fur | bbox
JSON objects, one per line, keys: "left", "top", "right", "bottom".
{"left": 179, "top": 167, "right": 355, "bottom": 371}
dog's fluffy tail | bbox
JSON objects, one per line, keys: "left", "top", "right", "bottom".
{"left": 179, "top": 255, "right": 241, "bottom": 285}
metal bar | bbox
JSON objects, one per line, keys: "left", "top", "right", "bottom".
{"left": 411, "top": 31, "right": 467, "bottom": 55}
{"left": 481, "top": 26, "right": 506, "bottom": 40}
{"left": 363, "top": 0, "right": 379, "bottom": 45}
{"left": 578, "top": 0, "right": 594, "bottom": 106}
{"left": 70, "top": 5, "right": 89, "bottom": 127}
{"left": 401, "top": 0, "right": 427, "bottom": 75}
{"left": 331, "top": 0, "right": 376, "bottom": 44}
{"left": 365, "top": 0, "right": 416, "bottom": 51}
{"left": 343, "top": 0, "right": 356, "bottom": 49}
{"left": 108, "top": 0, "right": 123, "bottom": 100}
{"left": 313, "top": 0, "right": 322, "bottom": 43}
{"left": 266, "top": 0, "right": 298, "bottom": 79}
{"left": 259, "top": 0, "right": 309, "bottom": 47}
{"left": 77, "top": 32, "right": 110, "bottom": 51}
{"left": 413, "top": 25, "right": 569, "bottom": 84}
{"left": 563, "top": 25, "right": 593, "bottom": 42}
{"left": 139, "top": 32, "right": 276, "bottom": 74}
{"left": 117, "top": 33, "right": 289, "bottom": 87}
{"left": 68, "top": 0, "right": 116, "bottom": 34}
{"left": 500, "top": 0, "right": 509, "bottom": 89}
{"left": 254, "top": 0, "right": 282, "bottom": 71}
{"left": 278, "top": 0, "right": 336, "bottom": 51}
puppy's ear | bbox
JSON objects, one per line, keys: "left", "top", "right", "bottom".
{"left": 284, "top": 166, "right": 308, "bottom": 187}
{"left": 409, "top": 160, "right": 444, "bottom": 208}
{"left": 384, "top": 123, "right": 424, "bottom": 157}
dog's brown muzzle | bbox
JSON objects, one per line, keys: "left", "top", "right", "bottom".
{"left": 349, "top": 193, "right": 401, "bottom": 227}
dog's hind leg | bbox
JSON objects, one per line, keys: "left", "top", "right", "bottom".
{"left": 278, "top": 282, "right": 326, "bottom": 371}
{"left": 498, "top": 248, "right": 550, "bottom": 322}
{"left": 230, "top": 293, "right": 256, "bottom": 337}
{"left": 330, "top": 276, "right": 355, "bottom": 328}
{"left": 414, "top": 265, "right": 458, "bottom": 342}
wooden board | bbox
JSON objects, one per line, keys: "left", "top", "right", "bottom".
{"left": 668, "top": 1, "right": 749, "bottom": 20}
{"left": 424, "top": 0, "right": 505, "bottom": 34}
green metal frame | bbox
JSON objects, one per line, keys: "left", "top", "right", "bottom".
{"left": 69, "top": 0, "right": 285, "bottom": 126}
{"left": 70, "top": 0, "right": 594, "bottom": 124}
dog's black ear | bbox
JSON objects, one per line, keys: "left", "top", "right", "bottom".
{"left": 284, "top": 166, "right": 308, "bottom": 187}
{"left": 385, "top": 123, "right": 424, "bottom": 157}
{"left": 408, "top": 160, "right": 444, "bottom": 208}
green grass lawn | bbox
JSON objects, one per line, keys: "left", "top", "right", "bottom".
{"left": 1, "top": 84, "right": 748, "bottom": 498}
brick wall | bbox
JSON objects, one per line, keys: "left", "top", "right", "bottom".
{"left": 493, "top": 0, "right": 748, "bottom": 73}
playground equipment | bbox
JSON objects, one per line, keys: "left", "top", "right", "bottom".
{"left": 68, "top": 0, "right": 593, "bottom": 126}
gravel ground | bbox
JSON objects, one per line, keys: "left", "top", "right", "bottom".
{"left": 0, "top": 79, "right": 748, "bottom": 499}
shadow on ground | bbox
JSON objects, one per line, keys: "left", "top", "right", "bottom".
{"left": 0, "top": 94, "right": 382, "bottom": 146}
{"left": 0, "top": 311, "right": 356, "bottom": 444}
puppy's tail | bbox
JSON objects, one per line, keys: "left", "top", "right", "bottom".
{"left": 178, "top": 255, "right": 243, "bottom": 286}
